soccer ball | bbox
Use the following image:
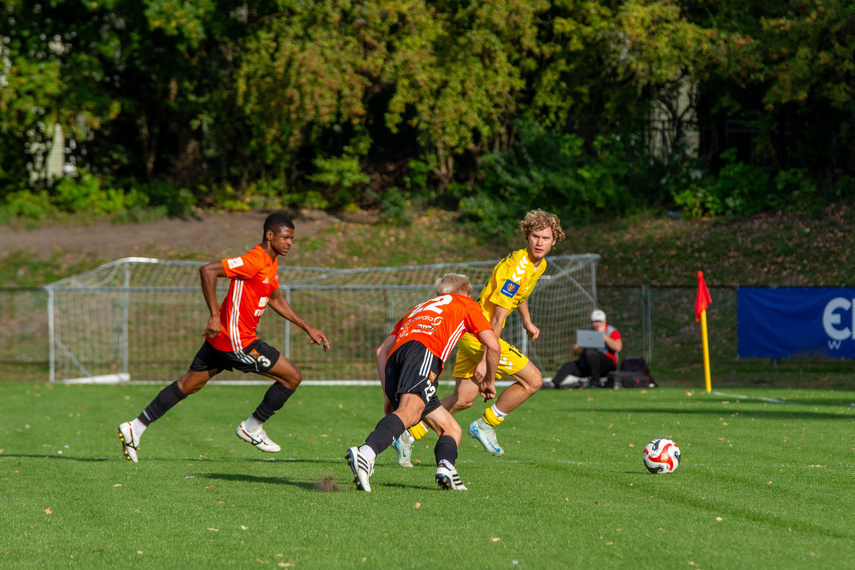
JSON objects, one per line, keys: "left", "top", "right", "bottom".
{"left": 642, "top": 438, "right": 681, "bottom": 474}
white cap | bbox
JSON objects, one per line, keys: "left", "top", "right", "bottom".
{"left": 591, "top": 309, "right": 606, "bottom": 322}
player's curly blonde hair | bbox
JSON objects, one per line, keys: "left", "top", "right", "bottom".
{"left": 519, "top": 209, "right": 565, "bottom": 242}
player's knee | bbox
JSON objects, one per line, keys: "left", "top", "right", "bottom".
{"left": 455, "top": 394, "right": 475, "bottom": 411}
{"left": 274, "top": 366, "right": 302, "bottom": 390}
{"left": 178, "top": 371, "right": 208, "bottom": 395}
{"left": 521, "top": 368, "right": 543, "bottom": 393}
{"left": 443, "top": 421, "right": 462, "bottom": 442}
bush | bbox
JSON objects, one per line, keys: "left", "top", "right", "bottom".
{"left": 147, "top": 182, "right": 197, "bottom": 218}
{"left": 468, "top": 121, "right": 644, "bottom": 237}
{"left": 672, "top": 149, "right": 771, "bottom": 218}
{"left": 1, "top": 190, "right": 55, "bottom": 221}
{"left": 52, "top": 173, "right": 130, "bottom": 215}
{"left": 377, "top": 187, "right": 412, "bottom": 227}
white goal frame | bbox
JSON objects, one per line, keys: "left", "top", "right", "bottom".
{"left": 46, "top": 254, "right": 599, "bottom": 384}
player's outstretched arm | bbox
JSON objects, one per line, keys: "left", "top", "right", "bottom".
{"left": 517, "top": 300, "right": 540, "bottom": 340}
{"left": 267, "top": 288, "right": 330, "bottom": 350}
{"left": 199, "top": 261, "right": 227, "bottom": 338}
{"left": 474, "top": 304, "right": 512, "bottom": 382}
{"left": 475, "top": 329, "right": 501, "bottom": 402}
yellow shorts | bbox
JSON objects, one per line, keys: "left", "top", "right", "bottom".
{"left": 452, "top": 332, "right": 530, "bottom": 380}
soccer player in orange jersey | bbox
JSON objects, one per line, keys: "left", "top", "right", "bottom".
{"left": 345, "top": 274, "right": 500, "bottom": 492}
{"left": 394, "top": 210, "right": 564, "bottom": 463}
{"left": 117, "top": 213, "right": 330, "bottom": 462}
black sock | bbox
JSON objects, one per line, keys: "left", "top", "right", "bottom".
{"left": 252, "top": 383, "right": 296, "bottom": 423}
{"left": 365, "top": 414, "right": 405, "bottom": 456}
{"left": 434, "top": 434, "right": 458, "bottom": 467}
{"left": 138, "top": 381, "right": 187, "bottom": 426}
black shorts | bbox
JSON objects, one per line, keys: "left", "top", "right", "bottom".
{"left": 190, "top": 339, "right": 281, "bottom": 375}
{"left": 384, "top": 341, "right": 443, "bottom": 416}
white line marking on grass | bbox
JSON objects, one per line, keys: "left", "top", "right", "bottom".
{"left": 712, "top": 391, "right": 797, "bottom": 404}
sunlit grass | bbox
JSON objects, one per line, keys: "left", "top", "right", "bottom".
{"left": 2, "top": 383, "right": 853, "bottom": 568}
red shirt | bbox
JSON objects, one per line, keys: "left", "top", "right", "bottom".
{"left": 389, "top": 293, "right": 492, "bottom": 367}
{"left": 207, "top": 245, "right": 279, "bottom": 352}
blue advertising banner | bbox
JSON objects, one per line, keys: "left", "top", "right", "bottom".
{"left": 738, "top": 288, "right": 855, "bottom": 358}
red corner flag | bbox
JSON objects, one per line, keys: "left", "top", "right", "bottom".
{"left": 695, "top": 271, "right": 712, "bottom": 322}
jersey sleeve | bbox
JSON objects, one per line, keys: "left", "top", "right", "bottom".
{"left": 487, "top": 256, "right": 521, "bottom": 310}
{"left": 463, "top": 298, "right": 492, "bottom": 336}
{"left": 221, "top": 247, "right": 264, "bottom": 280}
{"left": 390, "top": 317, "right": 404, "bottom": 336}
{"left": 609, "top": 328, "right": 622, "bottom": 341}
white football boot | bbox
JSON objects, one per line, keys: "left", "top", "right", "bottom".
{"left": 236, "top": 422, "right": 281, "bottom": 453}
{"left": 468, "top": 418, "right": 504, "bottom": 456}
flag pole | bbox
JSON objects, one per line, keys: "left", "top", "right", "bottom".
{"left": 701, "top": 309, "right": 712, "bottom": 392}
{"left": 695, "top": 271, "right": 713, "bottom": 393}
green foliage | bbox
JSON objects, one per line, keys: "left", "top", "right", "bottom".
{"left": 308, "top": 154, "right": 371, "bottom": 209}
{"left": 673, "top": 149, "right": 771, "bottom": 218}
{"left": 0, "top": 178, "right": 155, "bottom": 222}
{"left": 3, "top": 0, "right": 855, "bottom": 223}
{"left": 52, "top": 173, "right": 132, "bottom": 215}
{"left": 404, "top": 159, "right": 432, "bottom": 195}
{"left": 462, "top": 121, "right": 649, "bottom": 238}
{"left": 374, "top": 187, "right": 412, "bottom": 227}
{"left": 0, "top": 191, "right": 55, "bottom": 222}
{"left": 146, "top": 183, "right": 197, "bottom": 218}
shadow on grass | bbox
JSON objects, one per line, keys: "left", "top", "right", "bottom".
{"left": 0, "top": 454, "right": 110, "bottom": 461}
{"left": 201, "top": 472, "right": 318, "bottom": 491}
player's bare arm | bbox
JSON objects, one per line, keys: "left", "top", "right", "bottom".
{"left": 474, "top": 304, "right": 512, "bottom": 382}
{"left": 517, "top": 299, "right": 540, "bottom": 340}
{"left": 267, "top": 288, "right": 330, "bottom": 350}
{"left": 376, "top": 335, "right": 395, "bottom": 415}
{"left": 475, "top": 328, "right": 501, "bottom": 401}
{"left": 199, "top": 261, "right": 227, "bottom": 338}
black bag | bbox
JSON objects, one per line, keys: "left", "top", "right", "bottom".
{"left": 604, "top": 356, "right": 656, "bottom": 388}
{"left": 620, "top": 356, "right": 651, "bottom": 375}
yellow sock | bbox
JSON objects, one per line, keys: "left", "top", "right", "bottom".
{"left": 483, "top": 406, "right": 504, "bottom": 427}
{"left": 407, "top": 421, "right": 429, "bottom": 440}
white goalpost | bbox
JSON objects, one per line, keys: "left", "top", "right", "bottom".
{"left": 46, "top": 254, "right": 599, "bottom": 384}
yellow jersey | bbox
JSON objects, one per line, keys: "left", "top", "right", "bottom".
{"left": 478, "top": 248, "right": 547, "bottom": 327}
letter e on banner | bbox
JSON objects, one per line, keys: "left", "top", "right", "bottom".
{"left": 822, "top": 297, "right": 852, "bottom": 341}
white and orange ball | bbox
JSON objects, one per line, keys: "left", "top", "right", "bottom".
{"left": 643, "top": 438, "right": 681, "bottom": 474}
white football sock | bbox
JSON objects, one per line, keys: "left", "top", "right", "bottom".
{"left": 130, "top": 418, "right": 147, "bottom": 437}
{"left": 242, "top": 415, "right": 263, "bottom": 432}
{"left": 358, "top": 445, "right": 377, "bottom": 461}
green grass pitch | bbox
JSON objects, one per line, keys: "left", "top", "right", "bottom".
{"left": 1, "top": 382, "right": 854, "bottom": 568}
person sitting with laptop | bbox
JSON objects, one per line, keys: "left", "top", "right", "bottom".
{"left": 551, "top": 309, "right": 622, "bottom": 389}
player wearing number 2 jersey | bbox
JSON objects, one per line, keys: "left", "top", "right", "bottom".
{"left": 117, "top": 213, "right": 330, "bottom": 463}
{"left": 345, "top": 274, "right": 500, "bottom": 492}
{"left": 397, "top": 210, "right": 565, "bottom": 462}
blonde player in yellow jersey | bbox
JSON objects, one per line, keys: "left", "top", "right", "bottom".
{"left": 392, "top": 209, "right": 564, "bottom": 464}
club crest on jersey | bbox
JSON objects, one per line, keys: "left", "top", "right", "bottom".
{"left": 227, "top": 257, "right": 244, "bottom": 269}
{"left": 500, "top": 279, "right": 519, "bottom": 298}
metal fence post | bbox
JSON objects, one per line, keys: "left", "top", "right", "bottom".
{"left": 47, "top": 286, "right": 55, "bottom": 383}
{"left": 123, "top": 261, "right": 130, "bottom": 375}
{"left": 645, "top": 285, "right": 653, "bottom": 363}
{"left": 284, "top": 285, "right": 291, "bottom": 359}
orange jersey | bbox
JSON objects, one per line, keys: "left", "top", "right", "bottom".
{"left": 388, "top": 293, "right": 492, "bottom": 366}
{"left": 207, "top": 245, "right": 280, "bottom": 352}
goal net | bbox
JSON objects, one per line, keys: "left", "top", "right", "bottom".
{"left": 46, "top": 254, "right": 599, "bottom": 383}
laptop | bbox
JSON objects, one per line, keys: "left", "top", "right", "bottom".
{"left": 576, "top": 329, "right": 606, "bottom": 350}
